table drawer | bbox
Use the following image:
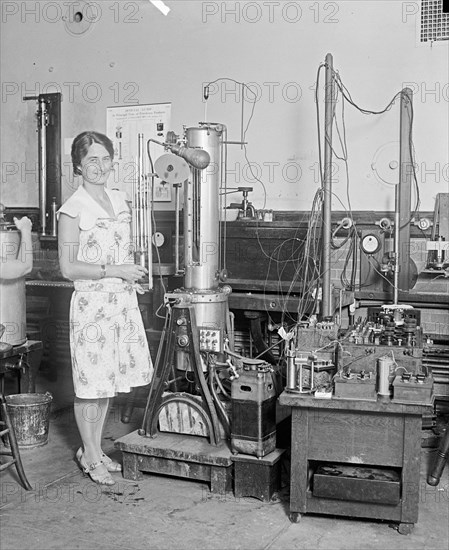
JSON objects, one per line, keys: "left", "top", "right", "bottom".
{"left": 307, "top": 410, "right": 404, "bottom": 466}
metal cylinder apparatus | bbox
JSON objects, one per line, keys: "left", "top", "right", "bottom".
{"left": 0, "top": 226, "right": 26, "bottom": 346}
{"left": 183, "top": 123, "right": 223, "bottom": 291}
{"left": 175, "top": 123, "right": 230, "bottom": 363}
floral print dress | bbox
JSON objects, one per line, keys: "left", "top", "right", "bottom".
{"left": 58, "top": 186, "right": 153, "bottom": 399}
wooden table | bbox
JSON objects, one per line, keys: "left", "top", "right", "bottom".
{"left": 0, "top": 340, "right": 43, "bottom": 393}
{"left": 278, "top": 392, "right": 429, "bottom": 534}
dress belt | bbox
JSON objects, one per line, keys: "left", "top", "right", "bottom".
{"left": 74, "top": 278, "right": 133, "bottom": 293}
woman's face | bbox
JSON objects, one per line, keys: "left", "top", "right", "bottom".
{"left": 79, "top": 142, "right": 112, "bottom": 186}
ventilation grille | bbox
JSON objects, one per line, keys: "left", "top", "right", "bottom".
{"left": 420, "top": 0, "right": 449, "bottom": 42}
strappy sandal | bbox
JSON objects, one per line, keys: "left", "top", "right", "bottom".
{"left": 75, "top": 448, "right": 115, "bottom": 486}
{"left": 101, "top": 451, "right": 122, "bottom": 473}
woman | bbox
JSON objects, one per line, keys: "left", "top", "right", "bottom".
{"left": 58, "top": 131, "right": 153, "bottom": 486}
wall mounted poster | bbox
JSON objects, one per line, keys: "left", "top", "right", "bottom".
{"left": 106, "top": 103, "right": 172, "bottom": 200}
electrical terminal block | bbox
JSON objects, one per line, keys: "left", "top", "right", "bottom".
{"left": 199, "top": 328, "right": 221, "bottom": 352}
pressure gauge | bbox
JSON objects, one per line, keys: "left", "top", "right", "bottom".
{"left": 152, "top": 232, "right": 165, "bottom": 248}
{"left": 361, "top": 233, "right": 381, "bottom": 255}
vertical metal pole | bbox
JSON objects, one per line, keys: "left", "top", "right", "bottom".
{"left": 138, "top": 133, "right": 145, "bottom": 267}
{"left": 174, "top": 183, "right": 181, "bottom": 274}
{"left": 322, "top": 53, "right": 335, "bottom": 319}
{"left": 393, "top": 197, "right": 400, "bottom": 305}
{"left": 241, "top": 83, "right": 244, "bottom": 150}
{"left": 136, "top": 136, "right": 141, "bottom": 262}
{"left": 132, "top": 167, "right": 137, "bottom": 257}
{"left": 397, "top": 88, "right": 413, "bottom": 295}
{"left": 38, "top": 98, "right": 48, "bottom": 235}
{"left": 147, "top": 175, "right": 153, "bottom": 289}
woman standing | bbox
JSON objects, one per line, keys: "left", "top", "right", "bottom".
{"left": 58, "top": 131, "right": 153, "bottom": 486}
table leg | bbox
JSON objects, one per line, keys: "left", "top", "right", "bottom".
{"left": 401, "top": 414, "right": 421, "bottom": 525}
{"left": 290, "top": 407, "right": 309, "bottom": 516}
{"left": 20, "top": 348, "right": 43, "bottom": 393}
{"left": 398, "top": 522, "right": 414, "bottom": 535}
{"left": 289, "top": 512, "right": 301, "bottom": 523}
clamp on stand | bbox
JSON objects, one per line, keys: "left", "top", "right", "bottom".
{"left": 225, "top": 187, "right": 257, "bottom": 220}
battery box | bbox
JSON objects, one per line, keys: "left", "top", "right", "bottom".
{"left": 334, "top": 372, "right": 377, "bottom": 401}
{"left": 392, "top": 373, "right": 434, "bottom": 405}
{"left": 231, "top": 365, "right": 277, "bottom": 458}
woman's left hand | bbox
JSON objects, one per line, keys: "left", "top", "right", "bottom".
{"left": 110, "top": 263, "right": 148, "bottom": 283}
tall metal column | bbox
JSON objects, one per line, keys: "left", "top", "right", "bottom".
{"left": 397, "top": 88, "right": 413, "bottom": 296}
{"left": 322, "top": 53, "right": 335, "bottom": 318}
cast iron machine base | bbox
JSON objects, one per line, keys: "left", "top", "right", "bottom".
{"left": 138, "top": 295, "right": 231, "bottom": 446}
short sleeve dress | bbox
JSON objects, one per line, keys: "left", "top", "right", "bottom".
{"left": 58, "top": 185, "right": 153, "bottom": 399}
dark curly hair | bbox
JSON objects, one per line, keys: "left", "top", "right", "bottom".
{"left": 71, "top": 131, "right": 114, "bottom": 176}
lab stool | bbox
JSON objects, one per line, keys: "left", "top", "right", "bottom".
{"left": 0, "top": 393, "right": 32, "bottom": 490}
{"left": 232, "top": 448, "right": 285, "bottom": 502}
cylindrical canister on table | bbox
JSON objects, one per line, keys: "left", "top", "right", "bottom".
{"left": 0, "top": 227, "right": 27, "bottom": 345}
{"left": 286, "top": 353, "right": 297, "bottom": 390}
{"left": 377, "top": 355, "right": 395, "bottom": 397}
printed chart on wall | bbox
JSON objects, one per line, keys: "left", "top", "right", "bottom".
{"left": 106, "top": 103, "right": 172, "bottom": 200}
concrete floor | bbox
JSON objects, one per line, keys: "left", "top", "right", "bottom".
{"left": 1, "top": 366, "right": 448, "bottom": 550}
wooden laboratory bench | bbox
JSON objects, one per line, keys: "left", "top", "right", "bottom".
{"left": 278, "top": 392, "right": 431, "bottom": 534}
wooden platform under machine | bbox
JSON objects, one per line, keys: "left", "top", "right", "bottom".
{"left": 115, "top": 431, "right": 234, "bottom": 494}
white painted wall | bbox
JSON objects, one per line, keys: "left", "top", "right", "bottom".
{"left": 1, "top": 0, "right": 448, "bottom": 212}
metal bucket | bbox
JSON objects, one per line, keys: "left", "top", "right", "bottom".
{"left": 0, "top": 229, "right": 26, "bottom": 345}
{"left": 5, "top": 393, "right": 53, "bottom": 449}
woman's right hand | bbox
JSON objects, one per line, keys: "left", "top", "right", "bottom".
{"left": 13, "top": 216, "right": 32, "bottom": 233}
{"left": 112, "top": 263, "right": 148, "bottom": 283}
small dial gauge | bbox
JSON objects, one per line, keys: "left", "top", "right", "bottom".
{"left": 361, "top": 234, "right": 381, "bottom": 254}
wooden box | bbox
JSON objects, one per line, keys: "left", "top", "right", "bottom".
{"left": 334, "top": 375, "right": 377, "bottom": 401}
{"left": 232, "top": 448, "right": 285, "bottom": 502}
